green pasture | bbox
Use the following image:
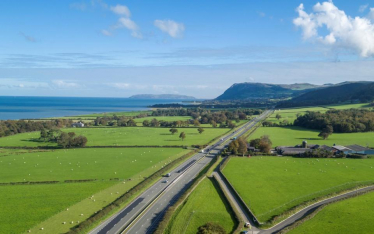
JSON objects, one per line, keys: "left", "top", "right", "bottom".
{"left": 289, "top": 191, "right": 374, "bottom": 234}
{"left": 135, "top": 116, "right": 192, "bottom": 123}
{"left": 0, "top": 182, "right": 114, "bottom": 234}
{"left": 0, "top": 148, "right": 189, "bottom": 233}
{"left": 166, "top": 178, "right": 236, "bottom": 234}
{"left": 324, "top": 103, "right": 373, "bottom": 110}
{"left": 250, "top": 126, "right": 374, "bottom": 147}
{"left": 223, "top": 157, "right": 374, "bottom": 223}
{"left": 73, "top": 110, "right": 152, "bottom": 118}
{"left": 0, "top": 127, "right": 229, "bottom": 147}
{"left": 0, "top": 148, "right": 188, "bottom": 183}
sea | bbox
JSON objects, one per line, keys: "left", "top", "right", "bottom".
{"left": 0, "top": 96, "right": 189, "bottom": 120}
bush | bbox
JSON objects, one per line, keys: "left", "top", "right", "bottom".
{"left": 197, "top": 222, "right": 226, "bottom": 234}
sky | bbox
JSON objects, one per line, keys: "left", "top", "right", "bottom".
{"left": 1, "top": 0, "right": 374, "bottom": 99}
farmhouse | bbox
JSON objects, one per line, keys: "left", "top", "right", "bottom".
{"left": 71, "top": 122, "right": 84, "bottom": 128}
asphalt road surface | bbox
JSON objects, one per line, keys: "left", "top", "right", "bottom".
{"left": 89, "top": 110, "right": 272, "bottom": 234}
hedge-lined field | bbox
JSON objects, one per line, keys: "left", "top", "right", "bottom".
{"left": 0, "top": 182, "right": 115, "bottom": 234}
{"left": 223, "top": 157, "right": 374, "bottom": 223}
{"left": 288, "top": 191, "right": 374, "bottom": 234}
{"left": 165, "top": 178, "right": 237, "bottom": 234}
{"left": 249, "top": 126, "right": 374, "bottom": 147}
{"left": 0, "top": 127, "right": 229, "bottom": 147}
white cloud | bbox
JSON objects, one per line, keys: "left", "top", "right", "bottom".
{"left": 102, "top": 5, "right": 142, "bottom": 39}
{"left": 52, "top": 80, "right": 79, "bottom": 88}
{"left": 118, "top": 17, "right": 138, "bottom": 31}
{"left": 101, "top": 29, "right": 112, "bottom": 36}
{"left": 117, "top": 17, "right": 142, "bottom": 38}
{"left": 110, "top": 4, "right": 131, "bottom": 17}
{"left": 369, "top": 8, "right": 374, "bottom": 21}
{"left": 154, "top": 20, "right": 185, "bottom": 38}
{"left": 294, "top": 1, "right": 374, "bottom": 57}
{"left": 111, "top": 83, "right": 130, "bottom": 89}
{"left": 359, "top": 4, "right": 368, "bottom": 12}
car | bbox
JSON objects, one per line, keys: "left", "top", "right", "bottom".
{"left": 162, "top": 180, "right": 168, "bottom": 183}
{"left": 241, "top": 231, "right": 249, "bottom": 234}
{"left": 165, "top": 173, "right": 171, "bottom": 177}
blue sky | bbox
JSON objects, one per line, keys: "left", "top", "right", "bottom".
{"left": 1, "top": 0, "right": 374, "bottom": 98}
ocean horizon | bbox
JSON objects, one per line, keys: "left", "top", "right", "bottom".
{"left": 0, "top": 96, "right": 192, "bottom": 120}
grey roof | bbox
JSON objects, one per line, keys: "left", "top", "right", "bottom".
{"left": 319, "top": 145, "right": 333, "bottom": 151}
{"left": 346, "top": 144, "right": 370, "bottom": 152}
{"left": 332, "top": 145, "right": 350, "bottom": 151}
{"left": 280, "top": 148, "right": 310, "bottom": 155}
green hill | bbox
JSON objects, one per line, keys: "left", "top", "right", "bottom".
{"left": 278, "top": 81, "right": 374, "bottom": 107}
{"left": 215, "top": 82, "right": 319, "bottom": 101}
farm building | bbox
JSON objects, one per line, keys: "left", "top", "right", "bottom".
{"left": 71, "top": 122, "right": 84, "bottom": 128}
{"left": 340, "top": 144, "right": 374, "bottom": 155}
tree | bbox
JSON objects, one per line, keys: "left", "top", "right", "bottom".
{"left": 197, "top": 222, "right": 226, "bottom": 234}
{"left": 169, "top": 128, "right": 178, "bottom": 135}
{"left": 238, "top": 113, "right": 247, "bottom": 120}
{"left": 198, "top": 127, "right": 204, "bottom": 134}
{"left": 228, "top": 140, "right": 239, "bottom": 155}
{"left": 57, "top": 132, "right": 70, "bottom": 148}
{"left": 210, "top": 120, "right": 217, "bottom": 128}
{"left": 179, "top": 132, "right": 186, "bottom": 141}
{"left": 276, "top": 114, "right": 282, "bottom": 120}
{"left": 150, "top": 118, "right": 160, "bottom": 127}
{"left": 237, "top": 138, "right": 248, "bottom": 156}
{"left": 318, "top": 125, "right": 333, "bottom": 140}
{"left": 250, "top": 135, "right": 272, "bottom": 153}
{"left": 39, "top": 128, "right": 47, "bottom": 141}
{"left": 142, "top": 120, "right": 150, "bottom": 127}
{"left": 228, "top": 121, "right": 236, "bottom": 129}
{"left": 127, "top": 119, "right": 137, "bottom": 127}
{"left": 193, "top": 119, "right": 200, "bottom": 127}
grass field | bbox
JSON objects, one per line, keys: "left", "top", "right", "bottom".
{"left": 135, "top": 116, "right": 192, "bottom": 123}
{"left": 166, "top": 178, "right": 237, "bottom": 234}
{"left": 0, "top": 148, "right": 188, "bottom": 183}
{"left": 0, "top": 148, "right": 189, "bottom": 233}
{"left": 0, "top": 127, "right": 229, "bottom": 147}
{"left": 269, "top": 107, "right": 328, "bottom": 124}
{"left": 223, "top": 157, "right": 374, "bottom": 223}
{"left": 269, "top": 103, "right": 372, "bottom": 124}
{"left": 288, "top": 191, "right": 374, "bottom": 234}
{"left": 73, "top": 111, "right": 152, "bottom": 118}
{"left": 324, "top": 103, "right": 373, "bottom": 110}
{"left": 0, "top": 182, "right": 114, "bottom": 234}
{"left": 250, "top": 126, "right": 374, "bottom": 147}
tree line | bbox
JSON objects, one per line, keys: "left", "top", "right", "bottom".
{"left": 0, "top": 119, "right": 73, "bottom": 138}
{"left": 294, "top": 109, "right": 374, "bottom": 133}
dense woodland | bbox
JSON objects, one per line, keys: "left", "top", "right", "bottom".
{"left": 294, "top": 109, "right": 374, "bottom": 133}
{"left": 0, "top": 119, "right": 73, "bottom": 138}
